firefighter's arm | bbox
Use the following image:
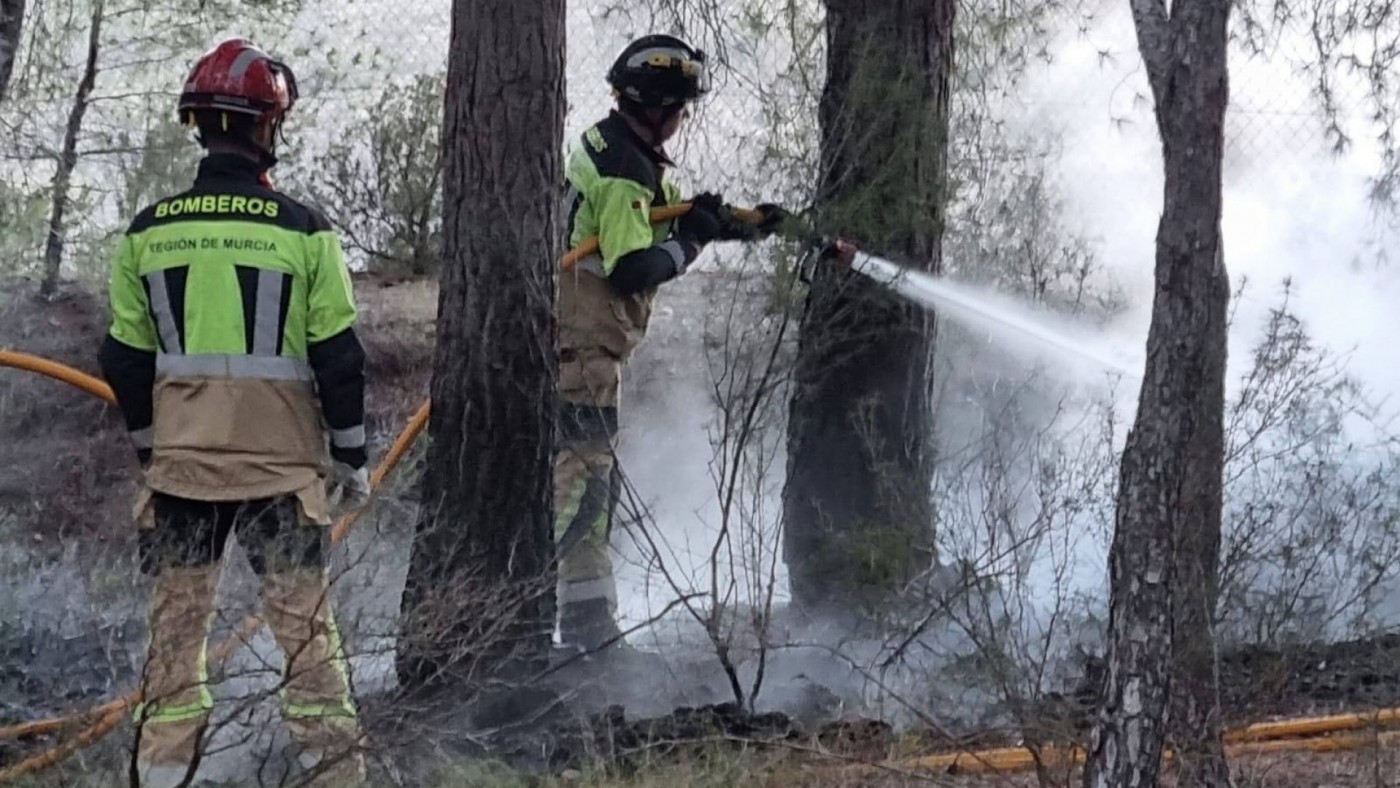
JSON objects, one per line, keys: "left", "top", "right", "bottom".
{"left": 593, "top": 178, "right": 699, "bottom": 296}
{"left": 99, "top": 234, "right": 158, "bottom": 467}
{"left": 305, "top": 220, "right": 368, "bottom": 471}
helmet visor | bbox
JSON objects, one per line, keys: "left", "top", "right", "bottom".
{"left": 627, "top": 45, "right": 709, "bottom": 101}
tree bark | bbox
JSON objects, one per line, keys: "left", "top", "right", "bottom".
{"left": 39, "top": 0, "right": 99, "bottom": 299}
{"left": 0, "top": 0, "right": 22, "bottom": 103}
{"left": 1081, "top": 0, "right": 1232, "bottom": 786}
{"left": 395, "top": 0, "right": 564, "bottom": 689}
{"left": 783, "top": 0, "right": 954, "bottom": 617}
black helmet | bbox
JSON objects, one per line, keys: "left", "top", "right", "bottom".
{"left": 606, "top": 34, "right": 710, "bottom": 109}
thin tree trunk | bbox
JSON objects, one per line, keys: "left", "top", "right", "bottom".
{"left": 783, "top": 0, "right": 953, "bottom": 618}
{"left": 0, "top": 0, "right": 23, "bottom": 103}
{"left": 39, "top": 0, "right": 101, "bottom": 299}
{"left": 39, "top": 0, "right": 100, "bottom": 299}
{"left": 1081, "top": 0, "right": 1232, "bottom": 785}
{"left": 395, "top": 0, "right": 563, "bottom": 689}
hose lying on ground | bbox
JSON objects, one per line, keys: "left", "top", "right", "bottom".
{"left": 848, "top": 728, "right": 1400, "bottom": 777}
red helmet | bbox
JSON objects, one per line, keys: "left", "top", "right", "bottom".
{"left": 177, "top": 38, "right": 298, "bottom": 124}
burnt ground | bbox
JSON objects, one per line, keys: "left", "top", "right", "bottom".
{"left": 4, "top": 273, "right": 1400, "bottom": 782}
{"left": 0, "top": 278, "right": 133, "bottom": 554}
{"left": 367, "top": 632, "right": 1400, "bottom": 782}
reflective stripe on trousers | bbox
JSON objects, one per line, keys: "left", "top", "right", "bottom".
{"left": 261, "top": 568, "right": 359, "bottom": 722}
{"left": 135, "top": 569, "right": 360, "bottom": 781}
{"left": 554, "top": 342, "right": 625, "bottom": 646}
{"left": 554, "top": 439, "right": 621, "bottom": 654}
{"left": 133, "top": 565, "right": 219, "bottom": 780}
{"left": 554, "top": 441, "right": 616, "bottom": 598}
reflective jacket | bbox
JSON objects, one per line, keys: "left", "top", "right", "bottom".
{"left": 559, "top": 111, "right": 685, "bottom": 361}
{"left": 100, "top": 153, "right": 367, "bottom": 525}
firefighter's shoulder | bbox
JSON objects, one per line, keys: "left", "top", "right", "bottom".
{"left": 578, "top": 118, "right": 659, "bottom": 188}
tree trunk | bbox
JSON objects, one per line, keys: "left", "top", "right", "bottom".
{"left": 38, "top": 0, "right": 99, "bottom": 299}
{"left": 783, "top": 0, "right": 954, "bottom": 617}
{"left": 1081, "top": 0, "right": 1232, "bottom": 786}
{"left": 395, "top": 0, "right": 563, "bottom": 689}
{"left": 0, "top": 0, "right": 22, "bottom": 103}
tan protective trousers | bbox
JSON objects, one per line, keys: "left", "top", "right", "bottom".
{"left": 554, "top": 345, "right": 625, "bottom": 650}
{"left": 134, "top": 494, "right": 364, "bottom": 787}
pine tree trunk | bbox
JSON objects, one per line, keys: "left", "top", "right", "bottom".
{"left": 0, "top": 0, "right": 23, "bottom": 104}
{"left": 1081, "top": 0, "right": 1232, "bottom": 785}
{"left": 395, "top": 0, "right": 564, "bottom": 689}
{"left": 782, "top": 0, "right": 954, "bottom": 617}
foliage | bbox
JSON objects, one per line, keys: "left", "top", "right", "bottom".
{"left": 304, "top": 73, "right": 444, "bottom": 277}
{"left": 0, "top": 178, "right": 47, "bottom": 277}
{"left": 112, "top": 105, "right": 202, "bottom": 221}
{"left": 0, "top": 0, "right": 310, "bottom": 287}
{"left": 1220, "top": 282, "right": 1400, "bottom": 644}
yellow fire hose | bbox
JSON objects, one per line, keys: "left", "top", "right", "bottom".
{"left": 0, "top": 349, "right": 115, "bottom": 403}
{"left": 560, "top": 202, "right": 768, "bottom": 271}
{"left": 847, "top": 727, "right": 1400, "bottom": 778}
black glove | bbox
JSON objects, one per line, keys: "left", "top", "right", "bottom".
{"left": 753, "top": 203, "right": 794, "bottom": 238}
{"left": 714, "top": 203, "right": 760, "bottom": 242}
{"left": 676, "top": 192, "right": 726, "bottom": 248}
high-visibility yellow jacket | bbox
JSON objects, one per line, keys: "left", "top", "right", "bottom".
{"left": 99, "top": 153, "right": 367, "bottom": 525}
{"left": 559, "top": 110, "right": 687, "bottom": 363}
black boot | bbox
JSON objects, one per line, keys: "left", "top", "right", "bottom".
{"left": 559, "top": 597, "right": 627, "bottom": 654}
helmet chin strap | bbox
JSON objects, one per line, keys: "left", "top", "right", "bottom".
{"left": 641, "top": 114, "right": 666, "bottom": 144}
{"left": 247, "top": 140, "right": 277, "bottom": 169}
{"left": 250, "top": 115, "right": 285, "bottom": 170}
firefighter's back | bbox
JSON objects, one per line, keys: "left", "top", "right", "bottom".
{"left": 116, "top": 153, "right": 355, "bottom": 508}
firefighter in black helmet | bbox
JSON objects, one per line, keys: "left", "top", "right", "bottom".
{"left": 553, "top": 34, "right": 779, "bottom": 651}
{"left": 608, "top": 34, "right": 711, "bottom": 138}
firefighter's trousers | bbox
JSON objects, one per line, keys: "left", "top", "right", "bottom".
{"left": 554, "top": 345, "right": 625, "bottom": 651}
{"left": 134, "top": 493, "right": 363, "bottom": 787}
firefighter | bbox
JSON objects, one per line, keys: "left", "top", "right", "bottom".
{"left": 99, "top": 38, "right": 369, "bottom": 787}
{"left": 554, "top": 33, "right": 800, "bottom": 651}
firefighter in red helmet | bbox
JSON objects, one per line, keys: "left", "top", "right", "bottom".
{"left": 178, "top": 36, "right": 297, "bottom": 167}
{"left": 100, "top": 38, "right": 368, "bottom": 786}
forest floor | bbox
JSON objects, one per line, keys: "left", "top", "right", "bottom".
{"left": 3, "top": 274, "right": 1400, "bottom": 786}
{"left": 4, "top": 731, "right": 1399, "bottom": 787}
